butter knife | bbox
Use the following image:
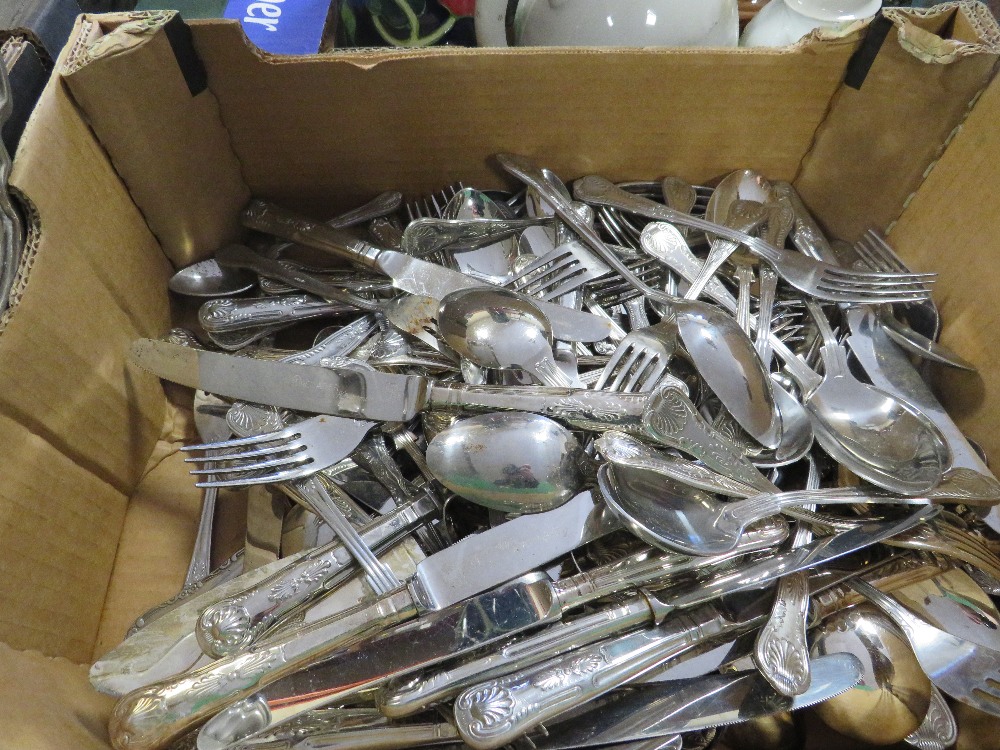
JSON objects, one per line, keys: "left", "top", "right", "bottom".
{"left": 241, "top": 200, "right": 615, "bottom": 343}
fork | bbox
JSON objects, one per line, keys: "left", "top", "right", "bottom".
{"left": 570, "top": 174, "right": 937, "bottom": 305}
{"left": 885, "top": 520, "right": 1000, "bottom": 583}
{"left": 404, "top": 183, "right": 464, "bottom": 222}
{"left": 182, "top": 318, "right": 379, "bottom": 486}
{"left": 851, "top": 578, "right": 1000, "bottom": 718}
{"left": 593, "top": 321, "right": 679, "bottom": 393}
{"left": 504, "top": 240, "right": 613, "bottom": 302}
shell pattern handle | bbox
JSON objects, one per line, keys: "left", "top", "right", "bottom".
{"left": 427, "top": 382, "right": 648, "bottom": 433}
{"left": 198, "top": 294, "right": 353, "bottom": 333}
{"left": 452, "top": 605, "right": 735, "bottom": 750}
{"left": 196, "top": 495, "right": 436, "bottom": 658}
{"left": 640, "top": 385, "right": 777, "bottom": 495}
{"left": 110, "top": 588, "right": 418, "bottom": 750}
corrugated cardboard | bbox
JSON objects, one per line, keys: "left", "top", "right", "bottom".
{"left": 3, "top": 4, "right": 1000, "bottom": 747}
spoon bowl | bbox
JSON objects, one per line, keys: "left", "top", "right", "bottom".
{"left": 808, "top": 605, "right": 931, "bottom": 744}
{"left": 168, "top": 258, "right": 255, "bottom": 297}
{"left": 426, "top": 411, "right": 586, "bottom": 514}
{"left": 438, "top": 287, "right": 572, "bottom": 387}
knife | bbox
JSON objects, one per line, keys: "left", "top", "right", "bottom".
{"left": 450, "top": 507, "right": 939, "bottom": 749}
{"left": 187, "top": 507, "right": 935, "bottom": 750}
{"left": 379, "top": 518, "right": 788, "bottom": 718}
{"left": 130, "top": 340, "right": 777, "bottom": 493}
{"left": 528, "top": 653, "right": 863, "bottom": 750}
{"left": 90, "top": 495, "right": 439, "bottom": 697}
{"left": 241, "top": 200, "right": 616, "bottom": 344}
{"left": 109, "top": 491, "right": 620, "bottom": 750}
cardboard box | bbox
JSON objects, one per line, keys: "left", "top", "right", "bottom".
{"left": 2, "top": 4, "right": 1000, "bottom": 746}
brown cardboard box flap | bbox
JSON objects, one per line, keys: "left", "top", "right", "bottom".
{"left": 795, "top": 2, "right": 1000, "bottom": 242}
{"left": 61, "top": 12, "right": 250, "bottom": 267}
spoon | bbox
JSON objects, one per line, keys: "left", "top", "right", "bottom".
{"left": 595, "top": 430, "right": 761, "bottom": 498}
{"left": 789, "top": 299, "right": 950, "bottom": 495}
{"left": 596, "top": 462, "right": 926, "bottom": 556}
{"left": 496, "top": 154, "right": 782, "bottom": 451}
{"left": 437, "top": 287, "right": 573, "bottom": 387}
{"left": 168, "top": 257, "right": 256, "bottom": 297}
{"left": 808, "top": 604, "right": 932, "bottom": 744}
{"left": 426, "top": 411, "right": 587, "bottom": 514}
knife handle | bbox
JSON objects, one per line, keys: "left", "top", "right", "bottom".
{"left": 551, "top": 516, "right": 787, "bottom": 613}
{"left": 242, "top": 200, "right": 384, "bottom": 272}
{"left": 382, "top": 598, "right": 654, "bottom": 718}
{"left": 110, "top": 588, "right": 419, "bottom": 750}
{"left": 198, "top": 294, "right": 354, "bottom": 333}
{"left": 196, "top": 496, "right": 435, "bottom": 658}
{"left": 216, "top": 244, "right": 380, "bottom": 311}
{"left": 427, "top": 382, "right": 648, "bottom": 432}
{"left": 452, "top": 605, "right": 738, "bottom": 750}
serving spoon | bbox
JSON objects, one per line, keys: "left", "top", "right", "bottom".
{"left": 596, "top": 462, "right": 928, "bottom": 556}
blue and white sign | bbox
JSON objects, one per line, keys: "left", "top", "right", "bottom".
{"left": 224, "top": 0, "right": 333, "bottom": 54}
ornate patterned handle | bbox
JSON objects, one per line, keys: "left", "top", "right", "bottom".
{"left": 453, "top": 606, "right": 732, "bottom": 750}
{"left": 110, "top": 588, "right": 418, "bottom": 750}
{"left": 428, "top": 383, "right": 648, "bottom": 432}
{"left": 640, "top": 385, "right": 777, "bottom": 495}
{"left": 242, "top": 200, "right": 384, "bottom": 271}
{"left": 383, "top": 599, "right": 654, "bottom": 719}
{"left": 403, "top": 217, "right": 552, "bottom": 257}
{"left": 198, "top": 294, "right": 353, "bottom": 333}
{"left": 752, "top": 570, "right": 811, "bottom": 696}
{"left": 196, "top": 496, "right": 436, "bottom": 658}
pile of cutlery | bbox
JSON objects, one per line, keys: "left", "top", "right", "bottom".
{"left": 102, "top": 153, "right": 1000, "bottom": 750}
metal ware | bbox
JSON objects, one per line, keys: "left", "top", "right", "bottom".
{"left": 425, "top": 411, "right": 586, "bottom": 513}
{"left": 241, "top": 200, "right": 617, "bottom": 344}
{"left": 570, "top": 173, "right": 935, "bottom": 305}
{"left": 527, "top": 653, "right": 863, "bottom": 750}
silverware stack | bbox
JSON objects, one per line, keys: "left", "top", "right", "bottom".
{"left": 97, "top": 152, "right": 1000, "bottom": 750}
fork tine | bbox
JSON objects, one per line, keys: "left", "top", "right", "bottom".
{"left": 189, "top": 451, "right": 310, "bottom": 476}
{"left": 821, "top": 267, "right": 937, "bottom": 282}
{"left": 184, "top": 441, "right": 300, "bottom": 463}
{"left": 634, "top": 357, "right": 668, "bottom": 392}
{"left": 196, "top": 464, "right": 314, "bottom": 488}
{"left": 860, "top": 230, "right": 911, "bottom": 275}
{"left": 181, "top": 429, "right": 298, "bottom": 452}
{"left": 606, "top": 347, "right": 645, "bottom": 392}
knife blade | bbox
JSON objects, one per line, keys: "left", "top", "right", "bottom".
{"left": 189, "top": 507, "right": 934, "bottom": 750}
{"left": 130, "top": 339, "right": 657, "bottom": 433}
{"left": 529, "top": 653, "right": 863, "bottom": 750}
{"left": 241, "top": 200, "right": 616, "bottom": 343}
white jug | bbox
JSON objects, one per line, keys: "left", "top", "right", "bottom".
{"left": 475, "top": 0, "right": 740, "bottom": 48}
{"left": 741, "top": 0, "right": 882, "bottom": 47}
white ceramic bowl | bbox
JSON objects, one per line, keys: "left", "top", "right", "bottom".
{"left": 476, "top": 0, "right": 740, "bottom": 47}
{"left": 740, "top": 0, "right": 879, "bottom": 47}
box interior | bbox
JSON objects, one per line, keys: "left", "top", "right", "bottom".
{"left": 2, "top": 4, "right": 1000, "bottom": 746}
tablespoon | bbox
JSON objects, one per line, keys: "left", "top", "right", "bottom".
{"left": 168, "top": 257, "right": 256, "bottom": 297}
{"left": 849, "top": 579, "right": 1000, "bottom": 718}
{"left": 639, "top": 222, "right": 812, "bottom": 467}
{"left": 425, "top": 411, "right": 587, "bottom": 514}
{"left": 596, "top": 462, "right": 928, "bottom": 556}
{"left": 437, "top": 287, "right": 573, "bottom": 387}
